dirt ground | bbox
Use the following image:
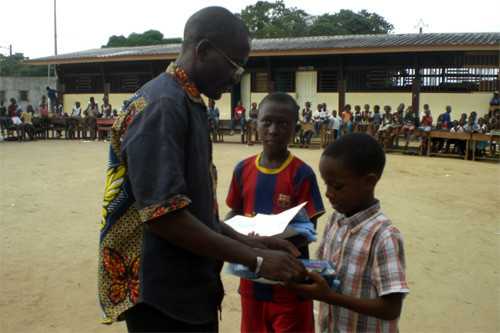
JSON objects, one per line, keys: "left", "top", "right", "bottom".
{"left": 0, "top": 140, "right": 498, "bottom": 333}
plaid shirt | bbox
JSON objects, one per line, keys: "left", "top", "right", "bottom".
{"left": 317, "top": 201, "right": 409, "bottom": 333}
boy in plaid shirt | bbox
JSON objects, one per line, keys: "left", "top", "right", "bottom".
{"left": 289, "top": 133, "right": 409, "bottom": 332}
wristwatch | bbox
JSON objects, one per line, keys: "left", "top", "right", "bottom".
{"left": 254, "top": 256, "right": 264, "bottom": 276}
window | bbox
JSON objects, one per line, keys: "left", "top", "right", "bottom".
{"left": 274, "top": 71, "right": 295, "bottom": 92}
{"left": 0, "top": 90, "right": 5, "bottom": 103}
{"left": 19, "top": 90, "right": 29, "bottom": 102}
{"left": 346, "top": 68, "right": 415, "bottom": 92}
{"left": 420, "top": 67, "right": 499, "bottom": 92}
{"left": 317, "top": 71, "right": 338, "bottom": 92}
{"left": 251, "top": 72, "right": 269, "bottom": 92}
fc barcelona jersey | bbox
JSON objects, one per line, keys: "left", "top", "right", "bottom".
{"left": 226, "top": 153, "right": 325, "bottom": 301}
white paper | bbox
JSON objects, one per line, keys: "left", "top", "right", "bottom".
{"left": 224, "top": 202, "right": 307, "bottom": 237}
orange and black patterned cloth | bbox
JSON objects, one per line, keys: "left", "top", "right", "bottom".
{"left": 98, "top": 63, "right": 222, "bottom": 324}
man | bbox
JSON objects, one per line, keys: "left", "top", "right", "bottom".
{"left": 231, "top": 101, "right": 246, "bottom": 135}
{"left": 98, "top": 7, "right": 305, "bottom": 333}
{"left": 46, "top": 86, "right": 58, "bottom": 113}
{"left": 442, "top": 105, "right": 452, "bottom": 129}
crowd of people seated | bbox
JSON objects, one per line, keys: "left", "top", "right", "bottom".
{"left": 0, "top": 92, "right": 124, "bottom": 141}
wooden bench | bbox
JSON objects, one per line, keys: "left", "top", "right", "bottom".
{"left": 470, "top": 133, "right": 500, "bottom": 161}
{"left": 427, "top": 131, "right": 471, "bottom": 160}
{"left": 96, "top": 118, "right": 115, "bottom": 140}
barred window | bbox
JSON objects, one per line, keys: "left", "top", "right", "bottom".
{"left": 317, "top": 71, "right": 338, "bottom": 92}
{"left": 19, "top": 90, "right": 29, "bottom": 102}
{"left": 274, "top": 71, "right": 295, "bottom": 92}
{"left": 251, "top": 72, "right": 269, "bottom": 92}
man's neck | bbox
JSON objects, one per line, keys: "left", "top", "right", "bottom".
{"left": 260, "top": 149, "right": 289, "bottom": 169}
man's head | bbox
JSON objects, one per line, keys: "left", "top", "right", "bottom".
{"left": 322, "top": 103, "right": 327, "bottom": 110}
{"left": 46, "top": 86, "right": 50, "bottom": 91}
{"left": 423, "top": 104, "right": 430, "bottom": 111}
{"left": 320, "top": 133, "right": 385, "bottom": 215}
{"left": 76, "top": 101, "right": 81, "bottom": 108}
{"left": 258, "top": 92, "right": 299, "bottom": 155}
{"left": 397, "top": 103, "right": 405, "bottom": 113}
{"left": 354, "top": 105, "right": 361, "bottom": 112}
{"left": 363, "top": 104, "right": 370, "bottom": 111}
{"left": 317, "top": 103, "right": 322, "bottom": 111}
{"left": 446, "top": 105, "right": 452, "bottom": 113}
{"left": 90, "top": 97, "right": 95, "bottom": 104}
{"left": 384, "top": 105, "right": 391, "bottom": 113}
{"left": 251, "top": 102, "right": 257, "bottom": 109}
{"left": 179, "top": 7, "right": 250, "bottom": 100}
{"left": 208, "top": 99, "right": 215, "bottom": 108}
{"left": 344, "top": 104, "right": 351, "bottom": 112}
{"left": 305, "top": 101, "right": 311, "bottom": 109}
{"left": 10, "top": 98, "right": 16, "bottom": 105}
{"left": 374, "top": 105, "right": 380, "bottom": 113}
{"left": 332, "top": 110, "right": 337, "bottom": 117}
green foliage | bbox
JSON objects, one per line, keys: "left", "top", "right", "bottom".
{"left": 102, "top": 30, "right": 182, "bottom": 48}
{"left": 0, "top": 53, "right": 48, "bottom": 77}
{"left": 240, "top": 1, "right": 394, "bottom": 38}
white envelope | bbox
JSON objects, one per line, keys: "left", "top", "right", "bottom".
{"left": 224, "top": 202, "right": 307, "bottom": 236}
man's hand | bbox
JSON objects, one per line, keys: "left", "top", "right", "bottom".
{"left": 248, "top": 234, "right": 301, "bottom": 257}
{"left": 255, "top": 249, "right": 307, "bottom": 283}
{"left": 286, "top": 271, "right": 331, "bottom": 302}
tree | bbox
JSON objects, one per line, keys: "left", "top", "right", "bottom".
{"left": 241, "top": 1, "right": 309, "bottom": 38}
{"left": 0, "top": 53, "right": 48, "bottom": 77}
{"left": 102, "top": 30, "right": 182, "bottom": 48}
{"left": 240, "top": 2, "right": 394, "bottom": 38}
{"left": 308, "top": 10, "right": 394, "bottom": 36}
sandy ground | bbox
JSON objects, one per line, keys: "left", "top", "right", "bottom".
{"left": 0, "top": 140, "right": 499, "bottom": 333}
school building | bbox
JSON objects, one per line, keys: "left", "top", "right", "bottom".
{"left": 28, "top": 32, "right": 499, "bottom": 119}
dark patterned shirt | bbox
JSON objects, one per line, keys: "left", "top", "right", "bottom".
{"left": 98, "top": 63, "right": 222, "bottom": 324}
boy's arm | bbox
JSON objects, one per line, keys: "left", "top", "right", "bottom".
{"left": 288, "top": 272, "right": 403, "bottom": 321}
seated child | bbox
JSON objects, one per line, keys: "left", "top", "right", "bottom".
{"left": 288, "top": 133, "right": 409, "bottom": 332}
{"left": 226, "top": 92, "right": 325, "bottom": 333}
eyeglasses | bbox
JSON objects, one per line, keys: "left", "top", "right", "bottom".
{"left": 204, "top": 39, "right": 245, "bottom": 84}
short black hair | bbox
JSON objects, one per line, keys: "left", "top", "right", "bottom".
{"left": 183, "top": 7, "right": 249, "bottom": 52}
{"left": 258, "top": 92, "right": 299, "bottom": 122}
{"left": 322, "top": 133, "right": 386, "bottom": 177}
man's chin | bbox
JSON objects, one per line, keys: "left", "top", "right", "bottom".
{"left": 204, "top": 90, "right": 223, "bottom": 100}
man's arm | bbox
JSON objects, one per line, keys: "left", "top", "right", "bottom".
{"left": 288, "top": 272, "right": 403, "bottom": 321}
{"left": 149, "top": 209, "right": 304, "bottom": 282}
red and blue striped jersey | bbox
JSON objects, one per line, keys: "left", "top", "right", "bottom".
{"left": 226, "top": 153, "right": 325, "bottom": 302}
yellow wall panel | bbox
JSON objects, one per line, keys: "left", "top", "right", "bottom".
{"left": 420, "top": 92, "right": 492, "bottom": 117}
{"left": 346, "top": 93, "right": 412, "bottom": 112}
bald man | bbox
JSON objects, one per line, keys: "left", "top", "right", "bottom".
{"left": 97, "top": 7, "right": 306, "bottom": 332}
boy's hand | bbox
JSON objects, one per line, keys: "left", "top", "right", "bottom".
{"left": 286, "top": 271, "right": 331, "bottom": 302}
{"left": 256, "top": 249, "right": 307, "bottom": 283}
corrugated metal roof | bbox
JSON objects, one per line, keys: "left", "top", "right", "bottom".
{"left": 28, "top": 32, "right": 500, "bottom": 64}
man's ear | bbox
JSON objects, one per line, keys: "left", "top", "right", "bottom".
{"left": 364, "top": 173, "right": 380, "bottom": 188}
{"left": 195, "top": 39, "right": 211, "bottom": 62}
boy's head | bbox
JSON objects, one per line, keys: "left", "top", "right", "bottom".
{"left": 258, "top": 92, "right": 299, "bottom": 154}
{"left": 76, "top": 101, "right": 81, "bottom": 108}
{"left": 363, "top": 104, "right": 370, "bottom": 111}
{"left": 374, "top": 105, "right": 380, "bottom": 113}
{"left": 320, "top": 133, "right": 385, "bottom": 215}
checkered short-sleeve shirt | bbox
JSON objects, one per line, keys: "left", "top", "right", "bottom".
{"left": 317, "top": 202, "right": 409, "bottom": 333}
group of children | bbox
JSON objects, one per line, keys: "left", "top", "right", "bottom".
{"left": 225, "top": 92, "right": 408, "bottom": 333}
{"left": 295, "top": 100, "right": 500, "bottom": 154}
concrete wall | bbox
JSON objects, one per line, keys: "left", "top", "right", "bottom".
{"left": 346, "top": 92, "right": 412, "bottom": 112}
{"left": 420, "top": 92, "right": 492, "bottom": 117}
{"left": 0, "top": 76, "right": 56, "bottom": 110}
